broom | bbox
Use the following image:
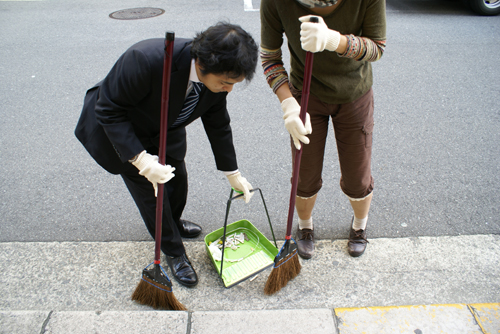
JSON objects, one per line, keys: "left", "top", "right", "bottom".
{"left": 131, "top": 32, "right": 186, "bottom": 310}
{"left": 264, "top": 17, "right": 318, "bottom": 295}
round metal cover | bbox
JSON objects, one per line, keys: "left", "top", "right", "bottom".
{"left": 109, "top": 7, "right": 165, "bottom": 20}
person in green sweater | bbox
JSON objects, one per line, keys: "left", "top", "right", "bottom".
{"left": 260, "top": 0, "right": 386, "bottom": 259}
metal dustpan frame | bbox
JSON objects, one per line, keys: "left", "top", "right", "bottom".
{"left": 206, "top": 188, "right": 278, "bottom": 288}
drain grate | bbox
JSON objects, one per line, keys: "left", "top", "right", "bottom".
{"left": 109, "top": 7, "right": 165, "bottom": 20}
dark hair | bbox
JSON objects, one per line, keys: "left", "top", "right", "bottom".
{"left": 191, "top": 22, "right": 258, "bottom": 82}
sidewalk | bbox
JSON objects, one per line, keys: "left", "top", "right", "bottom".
{"left": 1, "top": 235, "right": 499, "bottom": 333}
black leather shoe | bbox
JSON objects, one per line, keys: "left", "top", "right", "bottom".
{"left": 296, "top": 227, "right": 314, "bottom": 259}
{"left": 165, "top": 253, "right": 198, "bottom": 287}
{"left": 179, "top": 219, "right": 202, "bottom": 238}
{"left": 348, "top": 227, "right": 368, "bottom": 257}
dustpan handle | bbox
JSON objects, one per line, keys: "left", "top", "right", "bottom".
{"left": 219, "top": 188, "right": 277, "bottom": 277}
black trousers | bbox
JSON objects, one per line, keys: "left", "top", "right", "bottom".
{"left": 121, "top": 156, "right": 188, "bottom": 257}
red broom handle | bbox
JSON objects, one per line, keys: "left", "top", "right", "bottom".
{"left": 155, "top": 32, "right": 175, "bottom": 264}
{"left": 285, "top": 51, "right": 314, "bottom": 238}
{"left": 285, "top": 17, "right": 317, "bottom": 239}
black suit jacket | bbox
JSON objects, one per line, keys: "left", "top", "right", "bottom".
{"left": 75, "top": 38, "right": 238, "bottom": 175}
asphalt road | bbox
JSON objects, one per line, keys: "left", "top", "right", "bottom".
{"left": 0, "top": 0, "right": 499, "bottom": 244}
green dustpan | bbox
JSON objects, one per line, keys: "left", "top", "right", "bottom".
{"left": 204, "top": 188, "right": 278, "bottom": 288}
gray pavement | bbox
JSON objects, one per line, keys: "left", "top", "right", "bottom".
{"left": 1, "top": 235, "right": 499, "bottom": 333}
{"left": 1, "top": 0, "right": 500, "bottom": 333}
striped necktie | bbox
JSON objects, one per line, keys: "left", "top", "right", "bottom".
{"left": 171, "top": 82, "right": 203, "bottom": 128}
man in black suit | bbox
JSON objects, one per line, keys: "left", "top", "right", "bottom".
{"left": 75, "top": 22, "right": 258, "bottom": 287}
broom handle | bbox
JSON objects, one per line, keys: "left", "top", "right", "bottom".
{"left": 155, "top": 32, "right": 175, "bottom": 264}
{"left": 285, "top": 17, "right": 317, "bottom": 239}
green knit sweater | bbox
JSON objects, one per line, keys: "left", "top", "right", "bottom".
{"left": 260, "top": 0, "right": 386, "bottom": 104}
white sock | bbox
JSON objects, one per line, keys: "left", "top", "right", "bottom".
{"left": 299, "top": 217, "right": 313, "bottom": 230}
{"left": 352, "top": 216, "right": 368, "bottom": 231}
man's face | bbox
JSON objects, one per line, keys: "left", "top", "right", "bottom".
{"left": 196, "top": 61, "right": 245, "bottom": 93}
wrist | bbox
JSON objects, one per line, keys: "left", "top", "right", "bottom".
{"left": 130, "top": 150, "right": 148, "bottom": 169}
{"left": 223, "top": 170, "right": 239, "bottom": 176}
{"left": 335, "top": 34, "right": 348, "bottom": 54}
{"left": 276, "top": 84, "right": 293, "bottom": 104}
{"left": 128, "top": 153, "right": 140, "bottom": 163}
{"left": 281, "top": 97, "right": 298, "bottom": 115}
{"left": 325, "top": 29, "right": 341, "bottom": 52}
{"left": 226, "top": 171, "right": 241, "bottom": 180}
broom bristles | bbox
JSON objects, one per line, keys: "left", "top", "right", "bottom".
{"left": 131, "top": 275, "right": 187, "bottom": 310}
{"left": 264, "top": 249, "right": 301, "bottom": 295}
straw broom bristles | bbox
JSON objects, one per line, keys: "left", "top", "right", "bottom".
{"left": 132, "top": 274, "right": 187, "bottom": 310}
{"left": 264, "top": 247, "right": 301, "bottom": 295}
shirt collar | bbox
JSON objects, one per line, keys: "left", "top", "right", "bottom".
{"left": 189, "top": 59, "right": 201, "bottom": 83}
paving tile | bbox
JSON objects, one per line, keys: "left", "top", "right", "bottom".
{"left": 0, "top": 311, "right": 50, "bottom": 334}
{"left": 191, "top": 309, "right": 336, "bottom": 334}
{"left": 334, "top": 304, "right": 482, "bottom": 334}
{"left": 469, "top": 303, "right": 500, "bottom": 334}
{"left": 44, "top": 311, "right": 188, "bottom": 334}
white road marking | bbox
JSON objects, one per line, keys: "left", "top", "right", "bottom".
{"left": 244, "top": 0, "right": 259, "bottom": 12}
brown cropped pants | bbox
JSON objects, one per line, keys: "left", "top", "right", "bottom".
{"left": 290, "top": 85, "right": 375, "bottom": 199}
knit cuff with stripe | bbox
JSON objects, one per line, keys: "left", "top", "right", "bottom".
{"left": 339, "top": 35, "right": 386, "bottom": 62}
{"left": 260, "top": 46, "right": 289, "bottom": 93}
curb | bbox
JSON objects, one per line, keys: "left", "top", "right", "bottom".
{"left": 1, "top": 303, "right": 498, "bottom": 334}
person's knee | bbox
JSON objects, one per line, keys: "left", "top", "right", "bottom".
{"left": 340, "top": 176, "right": 373, "bottom": 199}
{"left": 296, "top": 174, "right": 322, "bottom": 198}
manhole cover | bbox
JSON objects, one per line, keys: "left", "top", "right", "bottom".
{"left": 109, "top": 7, "right": 165, "bottom": 20}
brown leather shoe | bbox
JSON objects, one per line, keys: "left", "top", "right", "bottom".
{"left": 296, "top": 227, "right": 314, "bottom": 259}
{"left": 348, "top": 227, "right": 368, "bottom": 257}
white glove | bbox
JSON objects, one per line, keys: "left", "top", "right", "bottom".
{"left": 131, "top": 150, "right": 175, "bottom": 197}
{"left": 226, "top": 172, "right": 253, "bottom": 203}
{"left": 299, "top": 15, "right": 341, "bottom": 53}
{"left": 281, "top": 97, "right": 312, "bottom": 150}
